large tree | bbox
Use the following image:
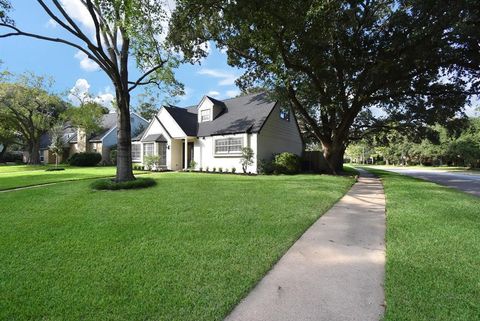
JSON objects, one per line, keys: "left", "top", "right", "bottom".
{"left": 0, "top": 74, "right": 67, "bottom": 164}
{"left": 170, "top": 0, "right": 479, "bottom": 173}
{"left": 0, "top": 0, "right": 182, "bottom": 181}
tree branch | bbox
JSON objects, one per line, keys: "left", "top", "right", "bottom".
{"left": 0, "top": 23, "right": 112, "bottom": 76}
{"left": 128, "top": 63, "right": 166, "bottom": 92}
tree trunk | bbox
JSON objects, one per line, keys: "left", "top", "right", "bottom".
{"left": 115, "top": 93, "right": 135, "bottom": 182}
{"left": 28, "top": 140, "right": 41, "bottom": 165}
{"left": 322, "top": 143, "right": 345, "bottom": 175}
{"left": 0, "top": 143, "right": 8, "bottom": 162}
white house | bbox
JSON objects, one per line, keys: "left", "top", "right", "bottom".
{"left": 132, "top": 92, "right": 303, "bottom": 173}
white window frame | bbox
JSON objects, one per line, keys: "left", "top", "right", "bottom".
{"left": 280, "top": 108, "right": 290, "bottom": 121}
{"left": 200, "top": 109, "right": 211, "bottom": 122}
{"left": 214, "top": 137, "right": 244, "bottom": 156}
{"left": 132, "top": 143, "right": 141, "bottom": 162}
{"left": 143, "top": 143, "right": 155, "bottom": 157}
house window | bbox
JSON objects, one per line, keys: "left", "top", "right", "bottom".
{"left": 158, "top": 143, "right": 167, "bottom": 166}
{"left": 280, "top": 108, "right": 290, "bottom": 121}
{"left": 143, "top": 143, "right": 154, "bottom": 156}
{"left": 200, "top": 109, "right": 211, "bottom": 122}
{"left": 215, "top": 137, "right": 243, "bottom": 155}
{"left": 132, "top": 144, "right": 141, "bottom": 161}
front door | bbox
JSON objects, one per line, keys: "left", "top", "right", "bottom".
{"left": 182, "top": 142, "right": 194, "bottom": 168}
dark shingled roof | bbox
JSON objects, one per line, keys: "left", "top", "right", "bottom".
{"left": 132, "top": 128, "right": 146, "bottom": 141}
{"left": 162, "top": 92, "right": 276, "bottom": 137}
{"left": 141, "top": 133, "right": 167, "bottom": 142}
{"left": 197, "top": 93, "right": 275, "bottom": 136}
{"left": 89, "top": 113, "right": 118, "bottom": 142}
{"left": 164, "top": 106, "right": 198, "bottom": 136}
{"left": 39, "top": 125, "right": 77, "bottom": 150}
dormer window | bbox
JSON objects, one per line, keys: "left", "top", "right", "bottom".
{"left": 280, "top": 108, "right": 290, "bottom": 121}
{"left": 200, "top": 109, "right": 211, "bottom": 122}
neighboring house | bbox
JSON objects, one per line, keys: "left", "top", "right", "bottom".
{"left": 132, "top": 92, "right": 303, "bottom": 173}
{"left": 39, "top": 112, "right": 148, "bottom": 164}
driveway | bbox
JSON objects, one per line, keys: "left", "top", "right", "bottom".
{"left": 374, "top": 167, "right": 480, "bottom": 197}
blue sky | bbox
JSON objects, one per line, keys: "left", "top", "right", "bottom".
{"left": 1, "top": 1, "right": 243, "bottom": 109}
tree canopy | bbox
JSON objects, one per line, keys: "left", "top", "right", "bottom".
{"left": 1, "top": 0, "right": 183, "bottom": 181}
{"left": 170, "top": 0, "right": 479, "bottom": 173}
{"left": 0, "top": 73, "right": 67, "bottom": 164}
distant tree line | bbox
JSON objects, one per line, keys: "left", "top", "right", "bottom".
{"left": 346, "top": 118, "right": 480, "bottom": 168}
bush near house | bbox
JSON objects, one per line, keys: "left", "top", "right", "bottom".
{"left": 274, "top": 152, "right": 301, "bottom": 174}
{"left": 258, "top": 152, "right": 302, "bottom": 175}
{"left": 67, "top": 152, "right": 102, "bottom": 166}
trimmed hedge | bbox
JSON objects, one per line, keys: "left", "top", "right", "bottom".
{"left": 90, "top": 177, "right": 156, "bottom": 190}
{"left": 67, "top": 152, "right": 102, "bottom": 166}
{"left": 45, "top": 168, "right": 65, "bottom": 171}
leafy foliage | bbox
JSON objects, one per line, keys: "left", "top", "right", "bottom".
{"left": 273, "top": 152, "right": 302, "bottom": 174}
{"left": 90, "top": 177, "right": 156, "bottom": 190}
{"left": 64, "top": 101, "right": 107, "bottom": 137}
{"left": 0, "top": 73, "right": 67, "bottom": 164}
{"left": 143, "top": 155, "right": 161, "bottom": 170}
{"left": 170, "top": 0, "right": 479, "bottom": 173}
{"left": 0, "top": 0, "right": 183, "bottom": 181}
{"left": 240, "top": 147, "right": 254, "bottom": 173}
{"left": 67, "top": 152, "right": 102, "bottom": 167}
{"left": 348, "top": 118, "right": 480, "bottom": 167}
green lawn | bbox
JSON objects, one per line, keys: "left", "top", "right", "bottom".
{"left": 0, "top": 172, "right": 354, "bottom": 321}
{"left": 360, "top": 164, "right": 480, "bottom": 173}
{"left": 0, "top": 164, "right": 52, "bottom": 173}
{"left": 366, "top": 168, "right": 480, "bottom": 321}
{"left": 0, "top": 166, "right": 147, "bottom": 190}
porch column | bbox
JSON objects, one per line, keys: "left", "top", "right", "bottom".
{"left": 184, "top": 137, "right": 188, "bottom": 170}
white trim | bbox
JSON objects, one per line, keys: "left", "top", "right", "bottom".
{"left": 214, "top": 137, "right": 244, "bottom": 156}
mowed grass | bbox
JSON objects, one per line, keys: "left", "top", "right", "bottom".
{"left": 0, "top": 172, "right": 354, "bottom": 321}
{"left": 366, "top": 168, "right": 480, "bottom": 321}
{"left": 0, "top": 164, "right": 52, "bottom": 173}
{"left": 0, "top": 166, "right": 147, "bottom": 190}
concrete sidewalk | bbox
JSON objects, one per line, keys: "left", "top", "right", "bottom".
{"left": 225, "top": 170, "right": 386, "bottom": 321}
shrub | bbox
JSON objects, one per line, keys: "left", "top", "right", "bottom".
{"left": 231, "top": 167, "right": 236, "bottom": 173}
{"left": 144, "top": 155, "right": 161, "bottom": 170}
{"left": 218, "top": 167, "right": 223, "bottom": 173}
{"left": 240, "top": 147, "right": 254, "bottom": 173}
{"left": 45, "top": 167, "right": 65, "bottom": 171}
{"left": 1, "top": 152, "right": 23, "bottom": 163}
{"left": 205, "top": 166, "right": 209, "bottom": 172}
{"left": 273, "top": 152, "right": 301, "bottom": 174}
{"left": 257, "top": 159, "right": 275, "bottom": 175}
{"left": 189, "top": 160, "right": 197, "bottom": 170}
{"left": 67, "top": 152, "right": 102, "bottom": 166}
{"left": 110, "top": 149, "right": 117, "bottom": 165}
{"left": 199, "top": 167, "right": 203, "bottom": 172}
{"left": 212, "top": 167, "right": 216, "bottom": 172}
{"left": 91, "top": 177, "right": 156, "bottom": 190}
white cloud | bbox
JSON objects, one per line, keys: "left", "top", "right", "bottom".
{"left": 69, "top": 79, "right": 114, "bottom": 109}
{"left": 94, "top": 87, "right": 115, "bottom": 108}
{"left": 207, "top": 90, "right": 220, "bottom": 97}
{"left": 226, "top": 89, "right": 240, "bottom": 98}
{"left": 60, "top": 0, "right": 95, "bottom": 33}
{"left": 180, "top": 87, "right": 194, "bottom": 101}
{"left": 45, "top": 18, "right": 58, "bottom": 28}
{"left": 74, "top": 51, "right": 100, "bottom": 72}
{"left": 198, "top": 68, "right": 238, "bottom": 86}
